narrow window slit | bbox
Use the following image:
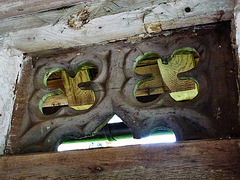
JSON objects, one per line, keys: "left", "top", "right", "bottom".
{"left": 57, "top": 115, "right": 176, "bottom": 152}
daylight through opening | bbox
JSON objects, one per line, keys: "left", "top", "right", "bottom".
{"left": 41, "top": 63, "right": 98, "bottom": 115}
{"left": 57, "top": 115, "right": 176, "bottom": 152}
{"left": 134, "top": 47, "right": 199, "bottom": 102}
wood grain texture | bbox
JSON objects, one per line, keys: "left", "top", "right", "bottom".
{"left": 135, "top": 64, "right": 165, "bottom": 96}
{"left": 0, "top": 139, "right": 240, "bottom": 179}
{"left": 43, "top": 60, "right": 196, "bottom": 105}
{"left": 158, "top": 54, "right": 196, "bottom": 92}
{"left": 5, "top": 0, "right": 234, "bottom": 53}
{"left": 61, "top": 70, "right": 95, "bottom": 110}
{"left": 0, "top": 0, "right": 169, "bottom": 34}
{"left": 0, "top": 0, "right": 92, "bottom": 20}
{"left": 43, "top": 93, "right": 68, "bottom": 107}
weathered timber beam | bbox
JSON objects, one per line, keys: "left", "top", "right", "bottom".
{"left": 4, "top": 0, "right": 234, "bottom": 53}
{"left": 61, "top": 70, "right": 95, "bottom": 109}
{"left": 0, "top": 0, "right": 169, "bottom": 34}
{"left": 0, "top": 139, "right": 239, "bottom": 179}
{"left": 43, "top": 94, "right": 68, "bottom": 107}
{"left": 0, "top": 0, "right": 93, "bottom": 20}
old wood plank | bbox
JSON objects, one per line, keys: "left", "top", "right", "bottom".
{"left": 0, "top": 0, "right": 169, "bottom": 34}
{"left": 135, "top": 64, "right": 165, "bottom": 97}
{"left": 0, "top": 0, "right": 92, "bottom": 20}
{"left": 0, "top": 139, "right": 239, "bottom": 179}
{"left": 61, "top": 70, "right": 95, "bottom": 110}
{"left": 42, "top": 93, "right": 68, "bottom": 107}
{"left": 5, "top": 0, "right": 234, "bottom": 53}
{"left": 43, "top": 70, "right": 95, "bottom": 108}
{"left": 47, "top": 79, "right": 65, "bottom": 91}
{"left": 158, "top": 54, "right": 197, "bottom": 92}
{"left": 158, "top": 53, "right": 198, "bottom": 101}
{"left": 136, "top": 53, "right": 198, "bottom": 98}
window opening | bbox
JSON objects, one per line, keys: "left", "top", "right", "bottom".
{"left": 134, "top": 47, "right": 199, "bottom": 102}
{"left": 57, "top": 115, "right": 176, "bottom": 152}
{"left": 40, "top": 63, "right": 98, "bottom": 115}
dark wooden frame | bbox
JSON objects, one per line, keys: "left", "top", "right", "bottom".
{"left": 6, "top": 22, "right": 239, "bottom": 154}
{"left": 1, "top": 139, "right": 240, "bottom": 179}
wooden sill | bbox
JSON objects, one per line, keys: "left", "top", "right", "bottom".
{"left": 0, "top": 139, "right": 240, "bottom": 179}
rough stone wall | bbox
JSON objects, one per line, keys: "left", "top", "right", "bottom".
{"left": 0, "top": 43, "right": 23, "bottom": 154}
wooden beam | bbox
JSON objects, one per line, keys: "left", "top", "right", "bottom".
{"left": 158, "top": 53, "right": 198, "bottom": 101}
{"left": 5, "top": 0, "right": 234, "bottom": 53}
{"left": 0, "top": 0, "right": 92, "bottom": 20}
{"left": 0, "top": 0, "right": 169, "bottom": 34}
{"left": 135, "top": 64, "right": 165, "bottom": 96}
{"left": 0, "top": 139, "right": 239, "bottom": 179}
{"left": 61, "top": 70, "right": 95, "bottom": 110}
{"left": 43, "top": 93, "right": 68, "bottom": 107}
{"left": 158, "top": 54, "right": 196, "bottom": 92}
{"left": 43, "top": 70, "right": 95, "bottom": 109}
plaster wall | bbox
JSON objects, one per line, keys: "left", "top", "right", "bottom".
{"left": 0, "top": 46, "right": 23, "bottom": 154}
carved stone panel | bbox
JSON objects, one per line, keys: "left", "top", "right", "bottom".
{"left": 6, "top": 22, "right": 239, "bottom": 154}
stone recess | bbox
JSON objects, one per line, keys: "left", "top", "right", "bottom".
{"left": 6, "top": 22, "right": 239, "bottom": 154}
